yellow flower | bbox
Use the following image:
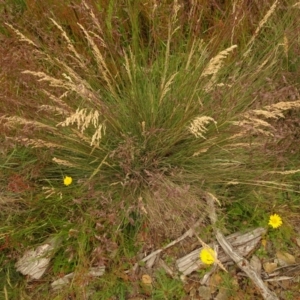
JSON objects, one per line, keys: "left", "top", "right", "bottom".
{"left": 200, "top": 248, "right": 216, "bottom": 265}
{"left": 268, "top": 214, "right": 282, "bottom": 229}
{"left": 63, "top": 176, "right": 72, "bottom": 186}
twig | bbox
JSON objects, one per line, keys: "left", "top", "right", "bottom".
{"left": 176, "top": 227, "right": 265, "bottom": 275}
{"left": 205, "top": 192, "right": 279, "bottom": 300}
{"left": 194, "top": 234, "right": 227, "bottom": 273}
{"left": 136, "top": 216, "right": 205, "bottom": 268}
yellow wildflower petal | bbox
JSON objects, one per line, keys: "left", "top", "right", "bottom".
{"left": 268, "top": 214, "right": 282, "bottom": 229}
{"left": 63, "top": 176, "right": 72, "bottom": 186}
{"left": 200, "top": 248, "right": 216, "bottom": 265}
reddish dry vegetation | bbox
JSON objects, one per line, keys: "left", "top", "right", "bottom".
{"left": 1, "top": 1, "right": 300, "bottom": 299}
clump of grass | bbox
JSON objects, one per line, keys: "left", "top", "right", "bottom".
{"left": 2, "top": 0, "right": 300, "bottom": 245}
{"left": 1, "top": 0, "right": 300, "bottom": 298}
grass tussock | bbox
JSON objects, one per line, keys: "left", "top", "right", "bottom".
{"left": 1, "top": 0, "right": 300, "bottom": 298}
{"left": 1, "top": 0, "right": 299, "bottom": 247}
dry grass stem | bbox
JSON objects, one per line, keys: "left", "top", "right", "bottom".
{"left": 185, "top": 39, "right": 196, "bottom": 70}
{"left": 283, "top": 34, "right": 289, "bottom": 58}
{"left": 192, "top": 148, "right": 209, "bottom": 156}
{"left": 224, "top": 142, "right": 261, "bottom": 149}
{"left": 58, "top": 108, "right": 98, "bottom": 131}
{"left": 124, "top": 49, "right": 136, "bottom": 85}
{"left": 232, "top": 100, "right": 300, "bottom": 137}
{"left": 172, "top": 0, "right": 181, "bottom": 22}
{"left": 77, "top": 23, "right": 116, "bottom": 97}
{"left": 201, "top": 45, "right": 237, "bottom": 91}
{"left": 265, "top": 100, "right": 300, "bottom": 113}
{"left": 90, "top": 124, "right": 106, "bottom": 146}
{"left": 50, "top": 18, "right": 85, "bottom": 69}
{"left": 201, "top": 45, "right": 237, "bottom": 78}
{"left": 22, "top": 71, "right": 77, "bottom": 92}
{"left": 2, "top": 116, "right": 57, "bottom": 132}
{"left": 254, "top": 55, "right": 276, "bottom": 76}
{"left": 159, "top": 72, "right": 178, "bottom": 104}
{"left": 52, "top": 157, "right": 77, "bottom": 167}
{"left": 82, "top": 0, "right": 103, "bottom": 34}
{"left": 58, "top": 108, "right": 99, "bottom": 132}
{"left": 160, "top": 26, "right": 172, "bottom": 102}
{"left": 188, "top": 116, "right": 217, "bottom": 139}
{"left": 231, "top": 118, "right": 275, "bottom": 137}
{"left": 38, "top": 105, "right": 69, "bottom": 116}
{"left": 42, "top": 187, "right": 62, "bottom": 199}
{"left": 57, "top": 108, "right": 106, "bottom": 146}
{"left": 293, "top": 2, "right": 300, "bottom": 8}
{"left": 15, "top": 138, "right": 63, "bottom": 149}
{"left": 244, "top": 0, "right": 279, "bottom": 57}
{"left": 42, "top": 90, "right": 72, "bottom": 112}
{"left": 268, "top": 169, "right": 300, "bottom": 175}
{"left": 5, "top": 23, "right": 38, "bottom": 47}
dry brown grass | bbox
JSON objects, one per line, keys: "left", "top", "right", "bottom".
{"left": 142, "top": 174, "right": 205, "bottom": 239}
{"left": 2, "top": 1, "right": 299, "bottom": 222}
{"left": 244, "top": 0, "right": 280, "bottom": 56}
{"left": 188, "top": 116, "right": 218, "bottom": 139}
{"left": 1, "top": 0, "right": 300, "bottom": 246}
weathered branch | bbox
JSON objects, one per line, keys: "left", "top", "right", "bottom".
{"left": 136, "top": 216, "right": 205, "bottom": 269}
{"left": 176, "top": 227, "right": 266, "bottom": 275}
{"left": 206, "top": 192, "right": 279, "bottom": 300}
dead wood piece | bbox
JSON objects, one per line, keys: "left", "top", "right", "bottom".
{"left": 15, "top": 236, "right": 62, "bottom": 280}
{"left": 176, "top": 227, "right": 266, "bottom": 275}
{"left": 206, "top": 193, "right": 279, "bottom": 300}
{"left": 264, "top": 276, "right": 293, "bottom": 282}
{"left": 134, "top": 217, "right": 205, "bottom": 270}
{"left": 51, "top": 266, "right": 105, "bottom": 290}
{"left": 158, "top": 259, "right": 175, "bottom": 277}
